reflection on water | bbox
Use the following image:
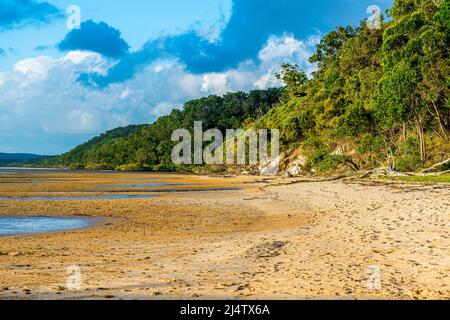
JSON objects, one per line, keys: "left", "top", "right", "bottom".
{"left": 0, "top": 168, "right": 241, "bottom": 200}
{"left": 0, "top": 168, "right": 243, "bottom": 237}
{"left": 0, "top": 194, "right": 158, "bottom": 201}
{"left": 99, "top": 183, "right": 187, "bottom": 188}
{"left": 0, "top": 216, "right": 92, "bottom": 236}
{"left": 0, "top": 168, "right": 108, "bottom": 174}
{"left": 147, "top": 187, "right": 241, "bottom": 193}
{"left": 0, "top": 187, "right": 240, "bottom": 200}
{"left": 0, "top": 168, "right": 167, "bottom": 175}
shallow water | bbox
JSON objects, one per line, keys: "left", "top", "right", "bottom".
{"left": 147, "top": 187, "right": 241, "bottom": 193}
{"left": 0, "top": 194, "right": 158, "bottom": 201}
{"left": 0, "top": 168, "right": 174, "bottom": 175}
{"left": 0, "top": 216, "right": 92, "bottom": 236}
{"left": 0, "top": 168, "right": 154, "bottom": 175}
{"left": 0, "top": 168, "right": 109, "bottom": 174}
{"left": 99, "top": 183, "right": 187, "bottom": 188}
{"left": 0, "top": 187, "right": 240, "bottom": 200}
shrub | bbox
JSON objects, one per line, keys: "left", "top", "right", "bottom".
{"left": 84, "top": 163, "right": 114, "bottom": 171}
{"left": 115, "top": 163, "right": 149, "bottom": 172}
{"left": 395, "top": 137, "right": 423, "bottom": 172}
{"left": 68, "top": 163, "right": 84, "bottom": 170}
{"left": 151, "top": 164, "right": 178, "bottom": 172}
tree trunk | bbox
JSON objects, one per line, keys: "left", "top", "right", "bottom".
{"left": 416, "top": 117, "right": 426, "bottom": 163}
{"left": 387, "top": 152, "right": 395, "bottom": 171}
{"left": 429, "top": 100, "right": 448, "bottom": 141}
{"left": 402, "top": 122, "right": 407, "bottom": 142}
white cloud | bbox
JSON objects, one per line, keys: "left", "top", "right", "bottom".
{"left": 201, "top": 73, "right": 230, "bottom": 94}
{"left": 13, "top": 56, "right": 54, "bottom": 82}
{"left": 151, "top": 102, "right": 182, "bottom": 117}
{"left": 66, "top": 110, "right": 97, "bottom": 133}
{"left": 0, "top": 34, "right": 317, "bottom": 153}
{"left": 260, "top": 35, "right": 303, "bottom": 61}
{"left": 60, "top": 51, "right": 96, "bottom": 64}
{"left": 259, "top": 33, "right": 319, "bottom": 75}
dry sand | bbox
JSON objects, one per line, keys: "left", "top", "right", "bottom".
{"left": 0, "top": 170, "right": 448, "bottom": 300}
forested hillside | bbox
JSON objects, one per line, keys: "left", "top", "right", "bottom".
{"left": 254, "top": 0, "right": 449, "bottom": 173}
{"left": 43, "top": 0, "right": 449, "bottom": 174}
{"left": 41, "top": 125, "right": 145, "bottom": 169}
{"left": 42, "top": 88, "right": 284, "bottom": 170}
{"left": 0, "top": 153, "right": 49, "bottom": 167}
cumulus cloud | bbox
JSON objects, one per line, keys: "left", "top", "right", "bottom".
{"left": 1, "top": 0, "right": 395, "bottom": 153}
{"left": 0, "top": 0, "right": 62, "bottom": 31}
{"left": 58, "top": 20, "right": 130, "bottom": 58}
{"left": 0, "top": 33, "right": 317, "bottom": 154}
{"left": 77, "top": 0, "right": 368, "bottom": 88}
{"left": 151, "top": 102, "right": 183, "bottom": 117}
{"left": 13, "top": 55, "right": 55, "bottom": 77}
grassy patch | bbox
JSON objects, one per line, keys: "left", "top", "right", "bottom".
{"left": 389, "top": 174, "right": 450, "bottom": 184}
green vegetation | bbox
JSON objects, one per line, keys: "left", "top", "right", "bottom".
{"left": 387, "top": 174, "right": 450, "bottom": 183}
{"left": 41, "top": 89, "right": 284, "bottom": 171}
{"left": 253, "top": 0, "right": 449, "bottom": 173}
{"left": 41, "top": 0, "right": 449, "bottom": 174}
{"left": 0, "top": 153, "right": 50, "bottom": 167}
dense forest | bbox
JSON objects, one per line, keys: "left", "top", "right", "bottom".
{"left": 253, "top": 0, "right": 449, "bottom": 173}
{"left": 41, "top": 88, "right": 284, "bottom": 171}
{"left": 0, "top": 153, "right": 49, "bottom": 167}
{"left": 43, "top": 0, "right": 449, "bottom": 174}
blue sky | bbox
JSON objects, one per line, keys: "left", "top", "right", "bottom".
{"left": 0, "top": 0, "right": 393, "bottom": 154}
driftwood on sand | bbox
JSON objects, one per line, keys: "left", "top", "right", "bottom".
{"left": 421, "top": 158, "right": 450, "bottom": 174}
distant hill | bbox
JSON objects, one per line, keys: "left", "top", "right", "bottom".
{"left": 38, "top": 124, "right": 147, "bottom": 169}
{"left": 0, "top": 153, "right": 50, "bottom": 166}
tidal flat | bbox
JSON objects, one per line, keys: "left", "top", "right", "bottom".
{"left": 0, "top": 169, "right": 448, "bottom": 300}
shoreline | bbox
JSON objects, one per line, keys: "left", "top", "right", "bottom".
{"left": 0, "top": 171, "right": 448, "bottom": 300}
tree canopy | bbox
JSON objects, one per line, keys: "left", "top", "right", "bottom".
{"left": 42, "top": 0, "right": 449, "bottom": 174}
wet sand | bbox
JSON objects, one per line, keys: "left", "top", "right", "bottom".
{"left": 0, "top": 170, "right": 449, "bottom": 300}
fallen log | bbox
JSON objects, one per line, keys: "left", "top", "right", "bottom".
{"left": 422, "top": 158, "right": 450, "bottom": 173}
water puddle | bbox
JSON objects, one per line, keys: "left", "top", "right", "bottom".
{"left": 0, "top": 216, "right": 93, "bottom": 236}
{"left": 99, "top": 183, "right": 188, "bottom": 188}
{"left": 145, "top": 187, "right": 241, "bottom": 193}
{"left": 0, "top": 168, "right": 112, "bottom": 174}
{"left": 0, "top": 194, "right": 158, "bottom": 201}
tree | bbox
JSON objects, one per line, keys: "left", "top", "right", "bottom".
{"left": 276, "top": 63, "right": 308, "bottom": 98}
{"left": 377, "top": 0, "right": 449, "bottom": 163}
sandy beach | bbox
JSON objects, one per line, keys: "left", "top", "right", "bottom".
{"left": 0, "top": 170, "right": 449, "bottom": 300}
